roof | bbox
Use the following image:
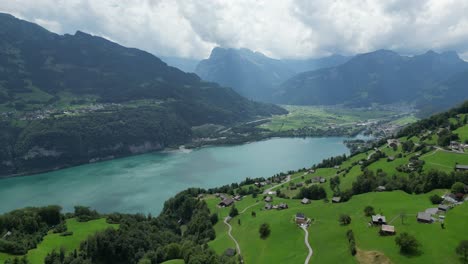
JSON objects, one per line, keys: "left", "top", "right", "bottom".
{"left": 438, "top": 204, "right": 450, "bottom": 210}
{"left": 417, "top": 212, "right": 432, "bottom": 222}
{"left": 264, "top": 196, "right": 272, "bottom": 202}
{"left": 301, "top": 198, "right": 310, "bottom": 204}
{"left": 455, "top": 164, "right": 468, "bottom": 170}
{"left": 381, "top": 225, "right": 395, "bottom": 233}
{"left": 265, "top": 203, "right": 272, "bottom": 209}
{"left": 224, "top": 248, "right": 236, "bottom": 256}
{"left": 377, "top": 186, "right": 386, "bottom": 191}
{"left": 372, "top": 214, "right": 386, "bottom": 223}
{"left": 332, "top": 197, "right": 341, "bottom": 202}
{"left": 220, "top": 198, "right": 234, "bottom": 206}
{"left": 425, "top": 208, "right": 439, "bottom": 215}
{"left": 296, "top": 213, "right": 305, "bottom": 219}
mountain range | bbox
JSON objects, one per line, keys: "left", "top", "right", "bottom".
{"left": 274, "top": 49, "right": 468, "bottom": 112}
{"left": 0, "top": 13, "right": 285, "bottom": 176}
{"left": 194, "top": 47, "right": 349, "bottom": 101}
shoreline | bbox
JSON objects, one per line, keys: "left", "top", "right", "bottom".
{"left": 0, "top": 134, "right": 364, "bottom": 180}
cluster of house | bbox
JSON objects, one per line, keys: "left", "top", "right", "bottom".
{"left": 450, "top": 141, "right": 468, "bottom": 152}
{"left": 417, "top": 204, "right": 451, "bottom": 223}
{"left": 455, "top": 164, "right": 468, "bottom": 172}
{"left": 264, "top": 196, "right": 288, "bottom": 210}
{"left": 216, "top": 193, "right": 242, "bottom": 207}
{"left": 311, "top": 176, "right": 327, "bottom": 184}
{"left": 370, "top": 214, "right": 396, "bottom": 236}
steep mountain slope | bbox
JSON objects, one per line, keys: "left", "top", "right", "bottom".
{"left": 195, "top": 48, "right": 295, "bottom": 101}
{"left": 0, "top": 13, "right": 286, "bottom": 176}
{"left": 159, "top": 56, "right": 200, "bottom": 73}
{"left": 275, "top": 50, "right": 468, "bottom": 108}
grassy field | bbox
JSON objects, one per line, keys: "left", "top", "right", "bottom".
{"left": 259, "top": 105, "right": 399, "bottom": 132}
{"left": 454, "top": 124, "right": 468, "bottom": 142}
{"left": 160, "top": 260, "right": 185, "bottom": 264}
{"left": 421, "top": 150, "right": 468, "bottom": 172}
{"left": 0, "top": 218, "right": 117, "bottom": 264}
{"left": 207, "top": 190, "right": 465, "bottom": 264}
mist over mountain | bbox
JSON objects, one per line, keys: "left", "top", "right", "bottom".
{"left": 159, "top": 56, "right": 200, "bottom": 73}
{"left": 195, "top": 47, "right": 349, "bottom": 101}
{"left": 275, "top": 49, "right": 468, "bottom": 112}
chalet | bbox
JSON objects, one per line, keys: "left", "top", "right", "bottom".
{"left": 334, "top": 165, "right": 340, "bottom": 169}
{"left": 220, "top": 194, "right": 228, "bottom": 200}
{"left": 234, "top": 195, "right": 242, "bottom": 201}
{"left": 214, "top": 193, "right": 220, "bottom": 198}
{"left": 376, "top": 186, "right": 386, "bottom": 192}
{"left": 295, "top": 213, "right": 306, "bottom": 225}
{"left": 219, "top": 198, "right": 234, "bottom": 207}
{"left": 380, "top": 225, "right": 396, "bottom": 235}
{"left": 278, "top": 203, "right": 288, "bottom": 210}
{"left": 312, "top": 176, "right": 326, "bottom": 184}
{"left": 450, "top": 141, "right": 463, "bottom": 151}
{"left": 332, "top": 197, "right": 341, "bottom": 203}
{"left": 438, "top": 204, "right": 450, "bottom": 212}
{"left": 197, "top": 194, "right": 204, "bottom": 199}
{"left": 308, "top": 169, "right": 315, "bottom": 174}
{"left": 301, "top": 198, "right": 311, "bottom": 204}
{"left": 425, "top": 208, "right": 438, "bottom": 215}
{"left": 417, "top": 212, "right": 432, "bottom": 223}
{"left": 224, "top": 248, "right": 236, "bottom": 257}
{"left": 265, "top": 203, "right": 272, "bottom": 210}
{"left": 272, "top": 205, "right": 279, "bottom": 210}
{"left": 371, "top": 214, "right": 387, "bottom": 225}
{"left": 264, "top": 196, "right": 273, "bottom": 203}
{"left": 455, "top": 165, "right": 468, "bottom": 171}
{"left": 387, "top": 156, "right": 395, "bottom": 162}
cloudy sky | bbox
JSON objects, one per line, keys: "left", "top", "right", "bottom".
{"left": 1, "top": 0, "right": 468, "bottom": 59}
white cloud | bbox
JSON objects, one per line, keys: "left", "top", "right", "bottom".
{"left": 1, "top": 0, "right": 468, "bottom": 59}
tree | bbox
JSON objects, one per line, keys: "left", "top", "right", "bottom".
{"left": 456, "top": 240, "right": 468, "bottom": 264}
{"left": 395, "top": 232, "right": 420, "bottom": 254}
{"left": 339, "top": 214, "right": 352, "bottom": 225}
{"left": 209, "top": 213, "right": 218, "bottom": 225}
{"left": 429, "top": 194, "right": 443, "bottom": 204}
{"left": 363, "top": 206, "right": 375, "bottom": 217}
{"left": 452, "top": 182, "right": 466, "bottom": 194}
{"left": 229, "top": 205, "right": 239, "bottom": 218}
{"left": 259, "top": 223, "right": 271, "bottom": 239}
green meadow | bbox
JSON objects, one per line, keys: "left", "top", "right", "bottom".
{"left": 0, "top": 218, "right": 117, "bottom": 264}
{"left": 207, "top": 190, "right": 466, "bottom": 264}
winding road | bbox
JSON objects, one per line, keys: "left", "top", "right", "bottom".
{"left": 301, "top": 226, "right": 313, "bottom": 264}
{"left": 224, "top": 216, "right": 243, "bottom": 262}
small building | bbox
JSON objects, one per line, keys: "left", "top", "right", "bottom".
{"left": 278, "top": 203, "right": 288, "bottom": 210}
{"left": 438, "top": 204, "right": 450, "bottom": 212}
{"left": 455, "top": 165, "right": 468, "bottom": 171}
{"left": 425, "top": 208, "right": 439, "bottom": 215}
{"left": 264, "top": 196, "right": 273, "bottom": 203}
{"left": 312, "top": 176, "right": 326, "bottom": 184}
{"left": 417, "top": 212, "right": 433, "bottom": 223}
{"left": 380, "top": 225, "right": 396, "bottom": 235}
{"left": 219, "top": 198, "right": 234, "bottom": 207}
{"left": 295, "top": 213, "right": 306, "bottom": 224}
{"left": 332, "top": 197, "right": 341, "bottom": 203}
{"left": 387, "top": 156, "right": 395, "bottom": 162}
{"left": 301, "top": 198, "right": 311, "bottom": 204}
{"left": 234, "top": 195, "right": 242, "bottom": 201}
{"left": 371, "top": 214, "right": 387, "bottom": 225}
{"left": 308, "top": 169, "right": 315, "bottom": 174}
{"left": 334, "top": 165, "right": 340, "bottom": 169}
{"left": 265, "top": 203, "right": 272, "bottom": 210}
{"left": 220, "top": 194, "right": 227, "bottom": 200}
{"left": 224, "top": 248, "right": 236, "bottom": 257}
{"left": 387, "top": 139, "right": 400, "bottom": 148}
{"left": 443, "top": 193, "right": 458, "bottom": 203}
{"left": 376, "top": 186, "right": 386, "bottom": 192}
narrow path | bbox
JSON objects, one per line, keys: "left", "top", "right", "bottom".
{"left": 301, "top": 226, "right": 313, "bottom": 264}
{"left": 263, "top": 172, "right": 307, "bottom": 194}
{"left": 240, "top": 202, "right": 260, "bottom": 214}
{"left": 224, "top": 216, "right": 243, "bottom": 262}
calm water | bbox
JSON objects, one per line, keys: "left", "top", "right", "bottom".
{"left": 0, "top": 137, "right": 354, "bottom": 214}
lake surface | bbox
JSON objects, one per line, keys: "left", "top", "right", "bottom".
{"left": 0, "top": 137, "right": 355, "bottom": 214}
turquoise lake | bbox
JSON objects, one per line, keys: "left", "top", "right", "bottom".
{"left": 0, "top": 137, "right": 356, "bottom": 214}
